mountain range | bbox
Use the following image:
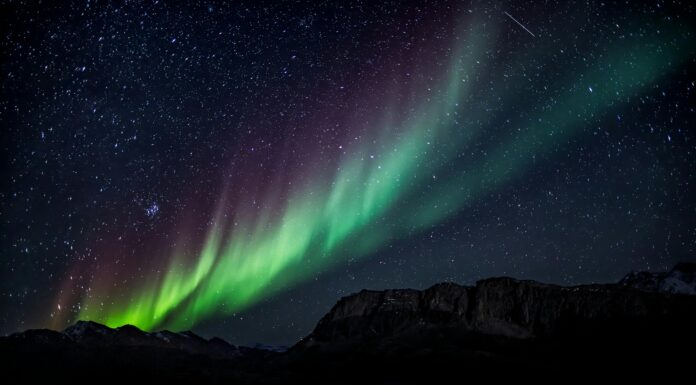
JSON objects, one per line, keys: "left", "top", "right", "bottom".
{"left": 2, "top": 263, "right": 695, "bottom": 383}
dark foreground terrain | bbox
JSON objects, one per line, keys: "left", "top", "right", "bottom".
{"left": 2, "top": 263, "right": 695, "bottom": 384}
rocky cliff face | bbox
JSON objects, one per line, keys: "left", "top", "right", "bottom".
{"left": 298, "top": 265, "right": 696, "bottom": 350}
{"left": 620, "top": 262, "right": 696, "bottom": 294}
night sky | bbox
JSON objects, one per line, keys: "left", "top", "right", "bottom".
{"left": 1, "top": 0, "right": 695, "bottom": 346}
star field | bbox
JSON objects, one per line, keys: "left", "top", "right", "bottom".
{"left": 1, "top": 0, "right": 695, "bottom": 345}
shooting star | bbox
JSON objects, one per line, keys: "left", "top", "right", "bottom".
{"left": 504, "top": 11, "right": 536, "bottom": 37}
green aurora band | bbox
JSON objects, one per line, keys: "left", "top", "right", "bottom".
{"left": 75, "top": 20, "right": 693, "bottom": 331}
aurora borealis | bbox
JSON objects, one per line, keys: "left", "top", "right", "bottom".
{"left": 2, "top": 1, "right": 695, "bottom": 344}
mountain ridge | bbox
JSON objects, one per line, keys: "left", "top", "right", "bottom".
{"left": 296, "top": 267, "right": 696, "bottom": 352}
{"left": 2, "top": 262, "right": 695, "bottom": 383}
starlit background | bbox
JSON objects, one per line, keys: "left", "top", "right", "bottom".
{"left": 1, "top": 0, "right": 695, "bottom": 345}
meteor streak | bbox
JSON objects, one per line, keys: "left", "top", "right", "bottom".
{"left": 504, "top": 11, "right": 536, "bottom": 37}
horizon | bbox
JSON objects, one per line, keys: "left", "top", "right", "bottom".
{"left": 5, "top": 261, "right": 692, "bottom": 346}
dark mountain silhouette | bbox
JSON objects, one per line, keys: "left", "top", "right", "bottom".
{"left": 2, "top": 263, "right": 695, "bottom": 383}
{"left": 619, "top": 262, "right": 696, "bottom": 294}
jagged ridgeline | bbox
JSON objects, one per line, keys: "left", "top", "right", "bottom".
{"left": 2, "top": 264, "right": 695, "bottom": 383}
